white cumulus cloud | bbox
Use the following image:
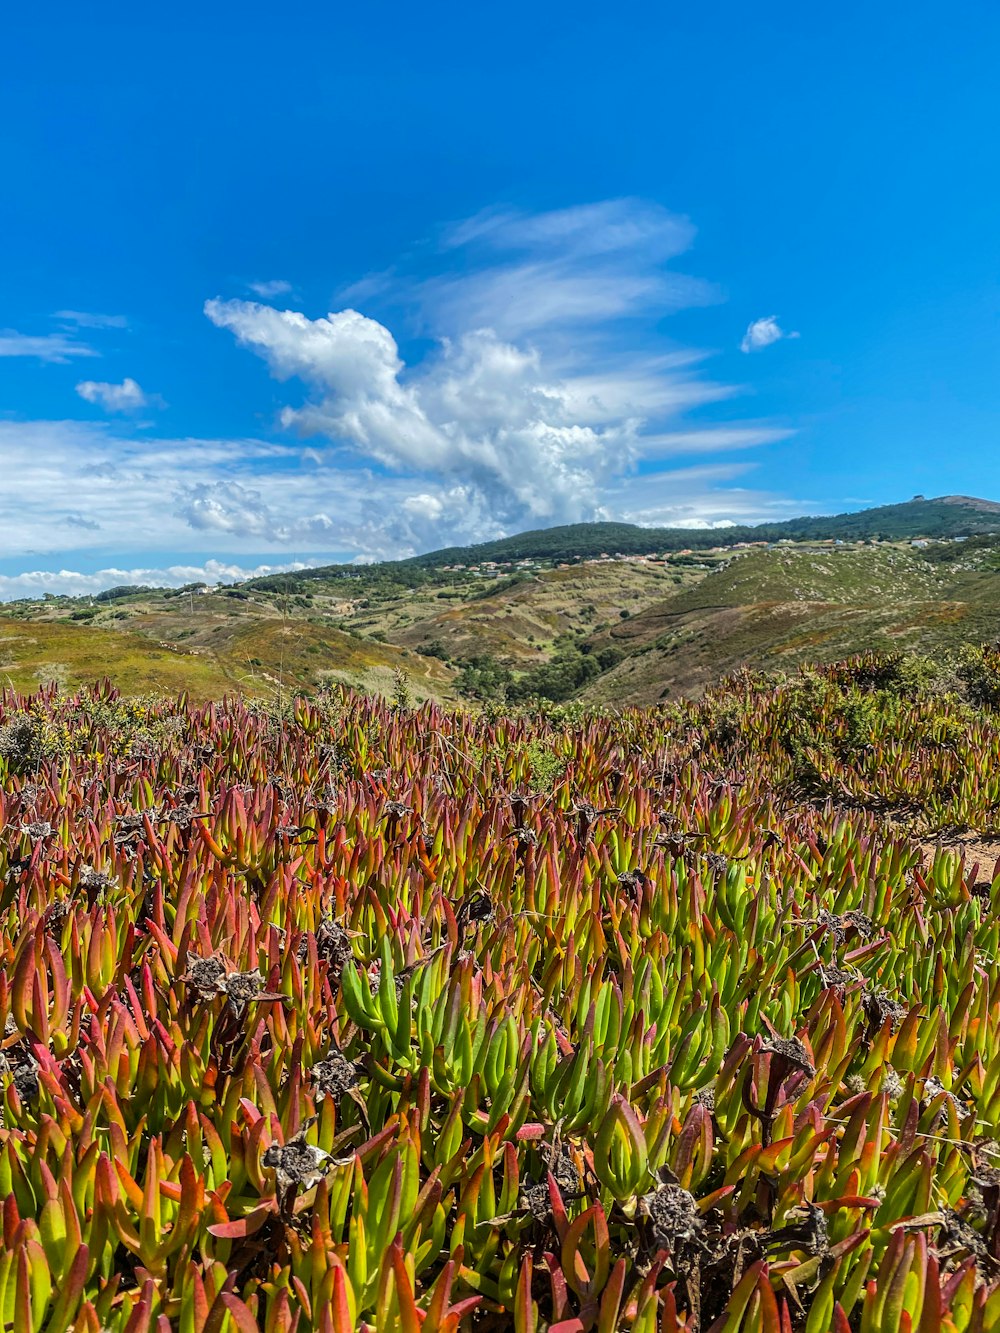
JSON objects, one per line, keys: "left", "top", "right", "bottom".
{"left": 740, "top": 316, "right": 799, "bottom": 353}
{"left": 205, "top": 298, "right": 649, "bottom": 532}
{"left": 177, "top": 479, "right": 338, "bottom": 543}
{"left": 202, "top": 200, "right": 799, "bottom": 551}
{"left": 76, "top": 377, "right": 151, "bottom": 413}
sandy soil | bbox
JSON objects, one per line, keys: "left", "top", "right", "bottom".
{"left": 918, "top": 835, "right": 1000, "bottom": 882}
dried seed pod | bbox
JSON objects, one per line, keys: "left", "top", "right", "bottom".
{"left": 222, "top": 969, "right": 268, "bottom": 1017}
{"left": 639, "top": 1182, "right": 705, "bottom": 1259}
{"left": 310, "top": 1049, "right": 362, "bottom": 1103}
{"left": 0, "top": 1054, "right": 39, "bottom": 1106}
{"left": 456, "top": 889, "right": 494, "bottom": 934}
{"left": 936, "top": 1208, "right": 995, "bottom": 1269}
{"left": 180, "top": 955, "right": 229, "bottom": 1002}
{"left": 766, "top": 1203, "right": 829, "bottom": 1255}
{"left": 520, "top": 1179, "right": 551, "bottom": 1222}
{"left": 923, "top": 1075, "right": 973, "bottom": 1123}
{"left": 300, "top": 917, "right": 355, "bottom": 977}
{"left": 862, "top": 987, "right": 907, "bottom": 1033}
{"left": 694, "top": 1083, "right": 716, "bottom": 1111}
{"left": 616, "top": 869, "right": 649, "bottom": 902}
{"left": 761, "top": 1035, "right": 815, "bottom": 1078}
{"left": 263, "top": 1135, "right": 332, "bottom": 1192}
{"left": 508, "top": 826, "right": 538, "bottom": 849}
{"left": 20, "top": 820, "right": 54, "bottom": 842}
{"left": 78, "top": 865, "right": 116, "bottom": 895}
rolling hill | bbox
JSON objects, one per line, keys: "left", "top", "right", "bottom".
{"left": 396, "top": 493, "right": 1000, "bottom": 567}
{"left": 8, "top": 495, "right": 1000, "bottom": 706}
{"left": 580, "top": 539, "right": 1000, "bottom": 703}
{"left": 241, "top": 494, "right": 1000, "bottom": 591}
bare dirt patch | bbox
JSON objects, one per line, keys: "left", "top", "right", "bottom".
{"left": 919, "top": 835, "right": 1000, "bottom": 882}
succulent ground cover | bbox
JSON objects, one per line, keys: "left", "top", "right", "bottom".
{"left": 4, "top": 661, "right": 1000, "bottom": 1330}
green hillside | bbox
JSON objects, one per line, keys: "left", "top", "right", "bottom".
{"left": 400, "top": 493, "right": 1000, "bottom": 566}
{"left": 581, "top": 540, "right": 1000, "bottom": 703}
{"left": 239, "top": 495, "right": 1000, "bottom": 592}
{"left": 0, "top": 586, "right": 455, "bottom": 703}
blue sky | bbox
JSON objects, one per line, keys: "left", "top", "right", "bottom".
{"left": 2, "top": 1, "right": 999, "bottom": 594}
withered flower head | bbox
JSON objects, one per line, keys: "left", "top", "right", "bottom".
{"left": 263, "top": 1133, "right": 332, "bottom": 1192}
{"left": 310, "top": 1048, "right": 362, "bottom": 1102}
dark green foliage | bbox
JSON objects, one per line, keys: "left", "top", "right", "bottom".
{"left": 455, "top": 654, "right": 513, "bottom": 701}
{"left": 415, "top": 638, "right": 449, "bottom": 659}
{"left": 238, "top": 498, "right": 1000, "bottom": 600}
{"left": 94, "top": 584, "right": 153, "bottom": 602}
{"left": 957, "top": 644, "right": 1000, "bottom": 708}
{"left": 509, "top": 644, "right": 602, "bottom": 702}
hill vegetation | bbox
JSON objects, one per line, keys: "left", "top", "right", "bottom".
{"left": 399, "top": 493, "right": 1000, "bottom": 567}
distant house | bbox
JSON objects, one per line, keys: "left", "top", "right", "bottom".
{"left": 911, "top": 539, "right": 930, "bottom": 548}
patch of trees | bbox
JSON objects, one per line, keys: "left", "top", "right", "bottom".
{"left": 94, "top": 585, "right": 153, "bottom": 603}
{"left": 456, "top": 641, "right": 627, "bottom": 704}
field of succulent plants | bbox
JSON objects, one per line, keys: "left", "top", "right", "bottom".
{"left": 5, "top": 655, "right": 1000, "bottom": 1331}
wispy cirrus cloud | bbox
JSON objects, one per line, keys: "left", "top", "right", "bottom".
{"left": 0, "top": 330, "right": 97, "bottom": 363}
{"left": 345, "top": 198, "right": 717, "bottom": 341}
{"left": 247, "top": 279, "right": 294, "bottom": 299}
{"left": 55, "top": 310, "right": 129, "bottom": 330}
{"left": 0, "top": 311, "right": 127, "bottom": 366}
{"left": 427, "top": 198, "right": 716, "bottom": 338}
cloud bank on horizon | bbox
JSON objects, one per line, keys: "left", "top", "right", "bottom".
{"left": 2, "top": 198, "right": 805, "bottom": 596}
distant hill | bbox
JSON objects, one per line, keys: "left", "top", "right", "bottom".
{"left": 9, "top": 494, "right": 1000, "bottom": 709}
{"left": 239, "top": 496, "right": 1000, "bottom": 592}
{"left": 400, "top": 495, "right": 1000, "bottom": 568}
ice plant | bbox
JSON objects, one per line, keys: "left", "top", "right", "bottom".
{"left": 1, "top": 662, "right": 1000, "bottom": 1327}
